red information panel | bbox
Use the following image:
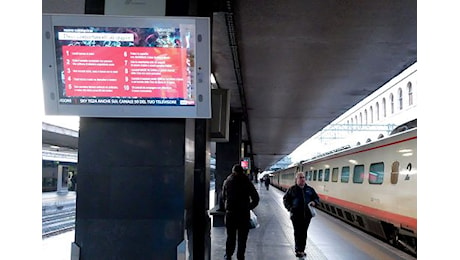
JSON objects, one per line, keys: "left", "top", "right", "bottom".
{"left": 62, "top": 45, "right": 188, "bottom": 98}
{"left": 241, "top": 159, "right": 249, "bottom": 170}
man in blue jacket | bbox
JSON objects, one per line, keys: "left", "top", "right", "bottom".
{"left": 222, "top": 164, "right": 260, "bottom": 260}
{"left": 283, "top": 171, "right": 320, "bottom": 258}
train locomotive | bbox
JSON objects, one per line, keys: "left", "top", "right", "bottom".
{"left": 271, "top": 120, "right": 417, "bottom": 255}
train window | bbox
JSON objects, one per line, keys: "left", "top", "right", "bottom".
{"left": 307, "top": 171, "right": 312, "bottom": 181}
{"left": 282, "top": 172, "right": 295, "bottom": 184}
{"left": 369, "top": 162, "right": 385, "bottom": 184}
{"left": 42, "top": 160, "right": 78, "bottom": 192}
{"left": 391, "top": 161, "right": 399, "bottom": 184}
{"left": 332, "top": 168, "right": 339, "bottom": 182}
{"left": 313, "top": 170, "right": 317, "bottom": 181}
{"left": 318, "top": 169, "right": 323, "bottom": 181}
{"left": 353, "top": 165, "right": 364, "bottom": 183}
{"left": 324, "top": 168, "right": 330, "bottom": 182}
{"left": 341, "top": 166, "right": 350, "bottom": 183}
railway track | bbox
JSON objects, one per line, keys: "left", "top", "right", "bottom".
{"left": 42, "top": 201, "right": 76, "bottom": 238}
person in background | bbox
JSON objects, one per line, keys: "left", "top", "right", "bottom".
{"left": 222, "top": 164, "right": 260, "bottom": 260}
{"left": 264, "top": 175, "right": 271, "bottom": 190}
{"left": 70, "top": 173, "right": 77, "bottom": 191}
{"left": 282, "top": 171, "right": 320, "bottom": 258}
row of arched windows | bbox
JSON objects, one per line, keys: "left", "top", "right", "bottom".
{"left": 346, "top": 81, "right": 414, "bottom": 128}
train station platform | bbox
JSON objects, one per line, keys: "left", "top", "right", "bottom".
{"left": 210, "top": 182, "right": 328, "bottom": 260}
{"left": 42, "top": 183, "right": 415, "bottom": 260}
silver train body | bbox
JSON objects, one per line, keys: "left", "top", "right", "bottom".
{"left": 271, "top": 122, "right": 417, "bottom": 255}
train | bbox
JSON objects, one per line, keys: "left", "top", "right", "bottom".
{"left": 270, "top": 119, "right": 417, "bottom": 256}
{"left": 42, "top": 159, "right": 78, "bottom": 192}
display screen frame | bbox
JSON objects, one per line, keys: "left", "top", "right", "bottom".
{"left": 42, "top": 13, "right": 211, "bottom": 118}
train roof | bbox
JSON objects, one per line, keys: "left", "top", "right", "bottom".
{"left": 390, "top": 119, "right": 417, "bottom": 135}
{"left": 298, "top": 119, "right": 417, "bottom": 165}
{"left": 305, "top": 145, "right": 351, "bottom": 162}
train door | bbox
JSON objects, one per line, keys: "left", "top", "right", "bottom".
{"left": 57, "top": 165, "right": 70, "bottom": 194}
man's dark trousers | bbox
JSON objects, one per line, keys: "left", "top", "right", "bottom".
{"left": 225, "top": 211, "right": 250, "bottom": 260}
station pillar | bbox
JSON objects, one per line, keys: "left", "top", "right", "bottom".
{"left": 71, "top": 0, "right": 213, "bottom": 259}
{"left": 189, "top": 119, "right": 211, "bottom": 260}
{"left": 212, "top": 112, "right": 243, "bottom": 226}
{"left": 73, "top": 118, "right": 196, "bottom": 259}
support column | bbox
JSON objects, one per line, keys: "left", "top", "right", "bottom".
{"left": 164, "top": 1, "right": 213, "bottom": 258}
{"left": 74, "top": 1, "right": 212, "bottom": 259}
{"left": 189, "top": 119, "right": 211, "bottom": 260}
{"left": 212, "top": 112, "right": 242, "bottom": 227}
{"left": 74, "top": 117, "right": 192, "bottom": 259}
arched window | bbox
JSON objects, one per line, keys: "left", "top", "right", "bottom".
{"left": 398, "top": 88, "right": 403, "bottom": 110}
{"left": 350, "top": 118, "right": 353, "bottom": 133}
{"left": 382, "top": 98, "right": 387, "bottom": 118}
{"left": 364, "top": 109, "right": 368, "bottom": 125}
{"left": 359, "top": 112, "right": 363, "bottom": 126}
{"left": 390, "top": 94, "right": 394, "bottom": 114}
{"left": 355, "top": 115, "right": 358, "bottom": 127}
{"left": 376, "top": 102, "right": 380, "bottom": 121}
{"left": 370, "top": 106, "right": 374, "bottom": 123}
{"left": 407, "top": 82, "right": 413, "bottom": 106}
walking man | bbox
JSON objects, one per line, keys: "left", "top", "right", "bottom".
{"left": 264, "top": 175, "right": 270, "bottom": 190}
{"left": 222, "top": 164, "right": 260, "bottom": 260}
{"left": 283, "top": 171, "right": 320, "bottom": 258}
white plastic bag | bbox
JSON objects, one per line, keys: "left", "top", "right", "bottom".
{"left": 308, "top": 203, "right": 317, "bottom": 217}
{"left": 249, "top": 210, "right": 259, "bottom": 229}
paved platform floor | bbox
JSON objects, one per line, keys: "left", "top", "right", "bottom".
{"left": 210, "top": 182, "right": 327, "bottom": 260}
{"left": 42, "top": 183, "right": 415, "bottom": 259}
{"left": 42, "top": 184, "right": 324, "bottom": 260}
{"left": 43, "top": 230, "right": 75, "bottom": 260}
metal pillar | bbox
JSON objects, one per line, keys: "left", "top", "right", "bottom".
{"left": 212, "top": 112, "right": 243, "bottom": 226}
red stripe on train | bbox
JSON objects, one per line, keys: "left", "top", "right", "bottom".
{"left": 319, "top": 194, "right": 417, "bottom": 232}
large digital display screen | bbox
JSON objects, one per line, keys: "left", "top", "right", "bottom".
{"left": 43, "top": 14, "right": 211, "bottom": 118}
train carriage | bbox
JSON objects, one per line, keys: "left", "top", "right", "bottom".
{"left": 271, "top": 120, "right": 417, "bottom": 255}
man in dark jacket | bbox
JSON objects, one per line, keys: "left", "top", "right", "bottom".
{"left": 283, "top": 171, "right": 320, "bottom": 258}
{"left": 264, "top": 175, "right": 271, "bottom": 190}
{"left": 222, "top": 164, "right": 260, "bottom": 260}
